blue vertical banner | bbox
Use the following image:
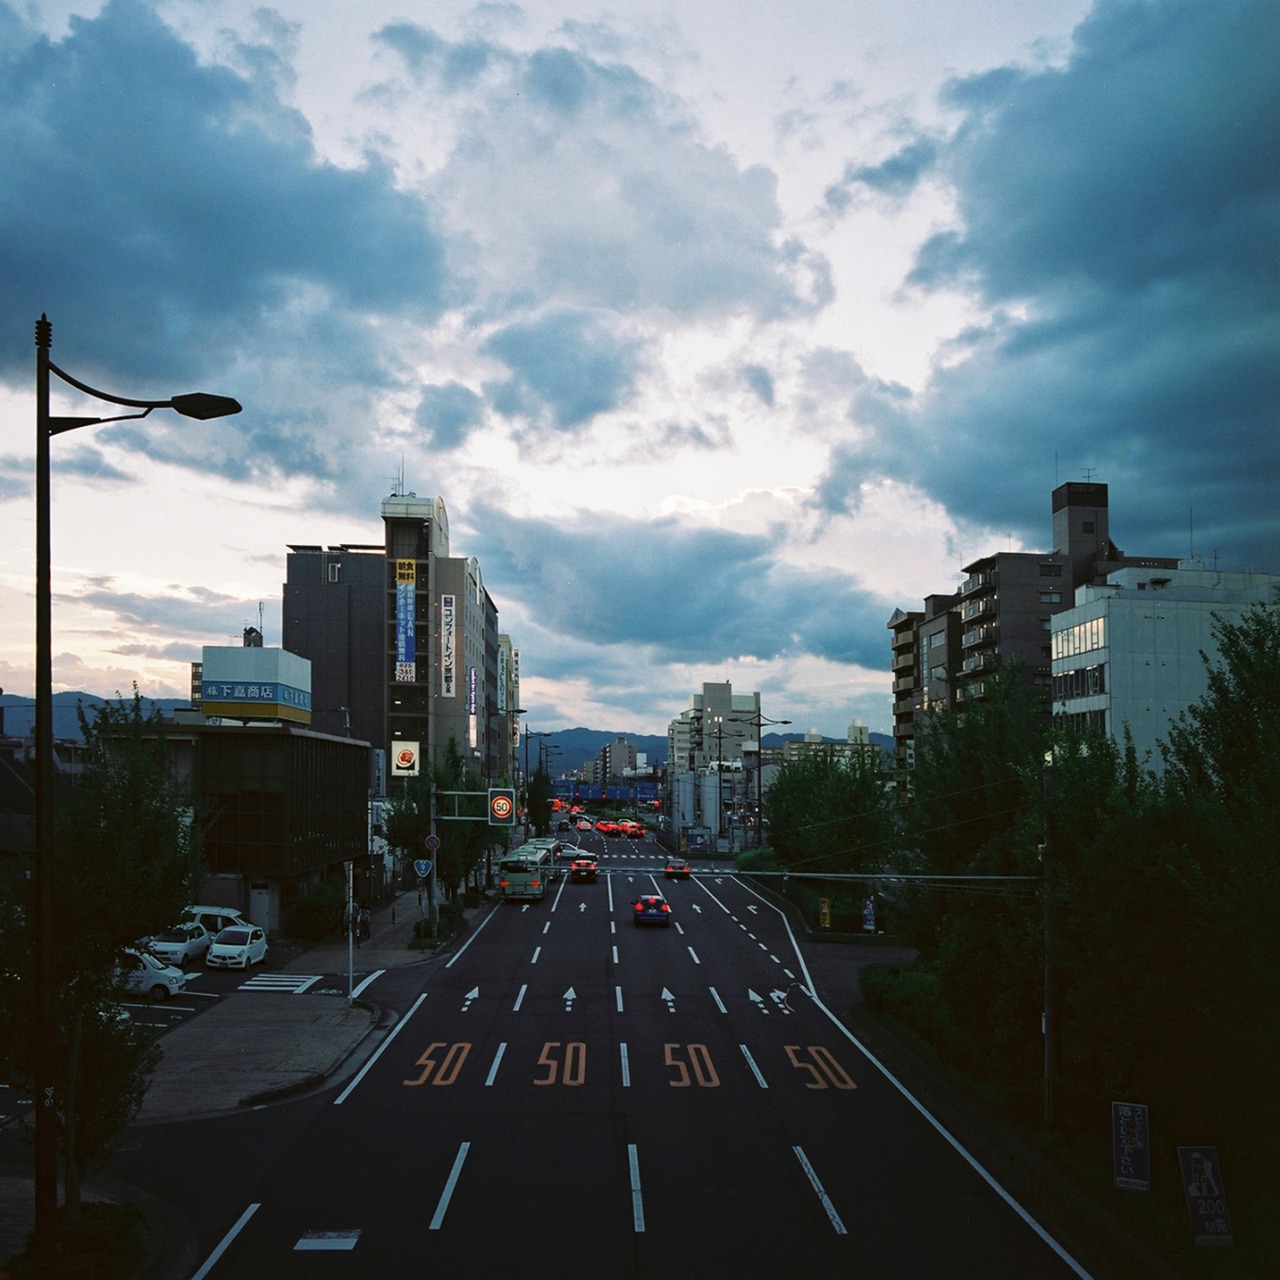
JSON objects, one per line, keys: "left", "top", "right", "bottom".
{"left": 395, "top": 560, "right": 416, "bottom": 682}
{"left": 1110, "top": 1102, "right": 1150, "bottom": 1191}
{"left": 1177, "top": 1146, "right": 1234, "bottom": 1247}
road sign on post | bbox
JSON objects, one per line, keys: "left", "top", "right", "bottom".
{"left": 489, "top": 787, "right": 516, "bottom": 825}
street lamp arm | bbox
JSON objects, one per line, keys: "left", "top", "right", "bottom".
{"left": 46, "top": 355, "right": 243, "bottom": 421}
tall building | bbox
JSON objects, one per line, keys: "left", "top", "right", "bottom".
{"left": 1052, "top": 560, "right": 1280, "bottom": 764}
{"left": 888, "top": 483, "right": 1179, "bottom": 764}
{"left": 283, "top": 491, "right": 518, "bottom": 796}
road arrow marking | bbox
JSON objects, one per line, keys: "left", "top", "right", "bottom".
{"left": 579, "top": 902, "right": 587, "bottom": 912}
{"left": 661, "top": 987, "right": 676, "bottom": 1013}
{"left": 563, "top": 986, "right": 577, "bottom": 1011}
{"left": 771, "top": 989, "right": 793, "bottom": 1014}
{"left": 462, "top": 987, "right": 479, "bottom": 1012}
{"left": 749, "top": 988, "right": 768, "bottom": 1014}
{"left": 747, "top": 905, "right": 759, "bottom": 915}
{"left": 691, "top": 904, "right": 703, "bottom": 914}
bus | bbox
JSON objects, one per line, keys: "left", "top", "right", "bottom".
{"left": 498, "top": 845, "right": 553, "bottom": 902}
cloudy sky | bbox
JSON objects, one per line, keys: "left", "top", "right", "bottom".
{"left": 0, "top": 0, "right": 1275, "bottom": 738}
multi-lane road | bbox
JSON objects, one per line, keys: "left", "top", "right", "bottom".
{"left": 104, "top": 833, "right": 1093, "bottom": 1278}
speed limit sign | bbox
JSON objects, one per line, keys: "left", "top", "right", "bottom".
{"left": 488, "top": 788, "right": 516, "bottom": 826}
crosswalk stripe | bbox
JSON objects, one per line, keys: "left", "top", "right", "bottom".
{"left": 239, "top": 973, "right": 324, "bottom": 993}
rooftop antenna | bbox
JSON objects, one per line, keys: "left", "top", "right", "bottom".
{"left": 1082, "top": 466, "right": 1096, "bottom": 482}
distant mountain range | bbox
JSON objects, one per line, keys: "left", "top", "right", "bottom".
{"left": 0, "top": 696, "right": 891, "bottom": 775}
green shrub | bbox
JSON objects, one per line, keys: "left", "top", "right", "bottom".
{"left": 7, "top": 1201, "right": 148, "bottom": 1280}
{"left": 286, "top": 881, "right": 344, "bottom": 940}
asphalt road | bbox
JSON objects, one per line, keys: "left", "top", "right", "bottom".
{"left": 102, "top": 839, "right": 1095, "bottom": 1279}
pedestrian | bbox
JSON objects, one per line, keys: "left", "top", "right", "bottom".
{"left": 359, "top": 903, "right": 371, "bottom": 942}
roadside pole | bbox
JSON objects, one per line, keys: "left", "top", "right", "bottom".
{"left": 345, "top": 859, "right": 354, "bottom": 1005}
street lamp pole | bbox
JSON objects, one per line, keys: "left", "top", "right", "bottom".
{"left": 741, "top": 708, "right": 790, "bottom": 847}
{"left": 32, "top": 315, "right": 240, "bottom": 1269}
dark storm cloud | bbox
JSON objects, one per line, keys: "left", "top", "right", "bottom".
{"left": 741, "top": 364, "right": 775, "bottom": 407}
{"left": 823, "top": 136, "right": 939, "bottom": 211}
{"left": 819, "top": 0, "right": 1280, "bottom": 570}
{"left": 415, "top": 382, "right": 487, "bottom": 449}
{"left": 76, "top": 580, "right": 262, "bottom": 640}
{"left": 481, "top": 310, "right": 644, "bottom": 431}
{"left": 473, "top": 505, "right": 890, "bottom": 670}
{"left": 0, "top": 0, "right": 448, "bottom": 393}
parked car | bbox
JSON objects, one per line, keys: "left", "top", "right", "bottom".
{"left": 206, "top": 925, "right": 269, "bottom": 969}
{"left": 633, "top": 895, "right": 672, "bottom": 927}
{"left": 664, "top": 858, "right": 692, "bottom": 880}
{"left": 183, "top": 905, "right": 253, "bottom": 938}
{"left": 147, "top": 921, "right": 212, "bottom": 968}
{"left": 114, "top": 948, "right": 187, "bottom": 1001}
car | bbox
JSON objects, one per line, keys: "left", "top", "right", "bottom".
{"left": 206, "top": 925, "right": 269, "bottom": 969}
{"left": 556, "top": 818, "right": 571, "bottom": 831}
{"left": 664, "top": 858, "right": 692, "bottom": 880}
{"left": 147, "top": 921, "right": 212, "bottom": 968}
{"left": 595, "top": 819, "right": 616, "bottom": 834}
{"left": 114, "top": 947, "right": 187, "bottom": 1001}
{"left": 576, "top": 819, "right": 593, "bottom": 831}
{"left": 183, "top": 905, "right": 253, "bottom": 938}
{"left": 619, "top": 820, "right": 646, "bottom": 839}
{"left": 569, "top": 858, "right": 598, "bottom": 883}
{"left": 633, "top": 895, "right": 672, "bottom": 926}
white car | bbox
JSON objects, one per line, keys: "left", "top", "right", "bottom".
{"left": 147, "top": 922, "right": 212, "bottom": 968}
{"left": 206, "top": 925, "right": 268, "bottom": 970}
{"left": 115, "top": 948, "right": 187, "bottom": 1002}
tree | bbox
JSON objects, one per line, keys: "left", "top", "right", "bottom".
{"left": 384, "top": 737, "right": 496, "bottom": 903}
{"left": 0, "top": 692, "right": 202, "bottom": 1218}
{"left": 763, "top": 749, "right": 897, "bottom": 875}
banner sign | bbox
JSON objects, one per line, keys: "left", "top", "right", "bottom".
{"left": 395, "top": 559, "right": 416, "bottom": 682}
{"left": 1178, "top": 1146, "right": 1233, "bottom": 1247}
{"left": 1111, "top": 1102, "right": 1150, "bottom": 1191}
{"left": 441, "top": 594, "right": 457, "bottom": 697}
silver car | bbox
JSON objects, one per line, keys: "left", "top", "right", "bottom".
{"left": 147, "top": 922, "right": 211, "bottom": 968}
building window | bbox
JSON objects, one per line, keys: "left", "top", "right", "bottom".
{"left": 328, "top": 562, "right": 340, "bottom": 583}
{"left": 1040, "top": 591, "right": 1062, "bottom": 604}
{"left": 1039, "top": 563, "right": 1063, "bottom": 577}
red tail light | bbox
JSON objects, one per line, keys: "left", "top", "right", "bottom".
{"left": 662, "top": 903, "right": 671, "bottom": 912}
{"left": 499, "top": 879, "right": 509, "bottom": 888}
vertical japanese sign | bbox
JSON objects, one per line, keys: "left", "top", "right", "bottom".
{"left": 1111, "top": 1101, "right": 1150, "bottom": 1191}
{"left": 1177, "top": 1146, "right": 1234, "bottom": 1247}
{"left": 497, "top": 646, "right": 508, "bottom": 712}
{"left": 395, "top": 559, "right": 416, "bottom": 682}
{"left": 440, "top": 593, "right": 456, "bottom": 697}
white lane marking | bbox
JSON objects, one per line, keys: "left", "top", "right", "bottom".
{"left": 628, "top": 1144, "right": 645, "bottom": 1232}
{"left": 485, "top": 1043, "right": 506, "bottom": 1086}
{"left": 429, "top": 1142, "right": 471, "bottom": 1230}
{"left": 513, "top": 983, "right": 527, "bottom": 1011}
{"left": 445, "top": 898, "right": 500, "bottom": 967}
{"left": 542, "top": 921, "right": 551, "bottom": 934}
{"left": 709, "top": 987, "right": 727, "bottom": 1013}
{"left": 191, "top": 1203, "right": 260, "bottom": 1279}
{"left": 793, "top": 1146, "right": 847, "bottom": 1234}
{"left": 615, "top": 985, "right": 624, "bottom": 1012}
{"left": 294, "top": 975, "right": 324, "bottom": 994}
{"left": 731, "top": 874, "right": 1095, "bottom": 1279}
{"left": 334, "top": 993, "right": 426, "bottom": 1105}
{"left": 612, "top": 945, "right": 619, "bottom": 964}
{"left": 740, "top": 1044, "right": 769, "bottom": 1089}
{"left": 620, "top": 1042, "right": 631, "bottom": 1088}
{"left": 687, "top": 946, "right": 701, "bottom": 965}
{"left": 531, "top": 946, "right": 542, "bottom": 964}
{"left": 349, "top": 970, "right": 383, "bottom": 999}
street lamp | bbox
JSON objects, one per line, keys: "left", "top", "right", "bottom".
{"left": 32, "top": 315, "right": 240, "bottom": 1267}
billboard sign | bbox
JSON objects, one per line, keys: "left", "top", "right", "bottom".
{"left": 441, "top": 594, "right": 457, "bottom": 697}
{"left": 1111, "top": 1102, "right": 1150, "bottom": 1191}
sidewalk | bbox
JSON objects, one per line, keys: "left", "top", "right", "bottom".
{"left": 0, "top": 891, "right": 482, "bottom": 1277}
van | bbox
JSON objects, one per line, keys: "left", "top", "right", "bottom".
{"left": 183, "top": 905, "right": 253, "bottom": 937}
